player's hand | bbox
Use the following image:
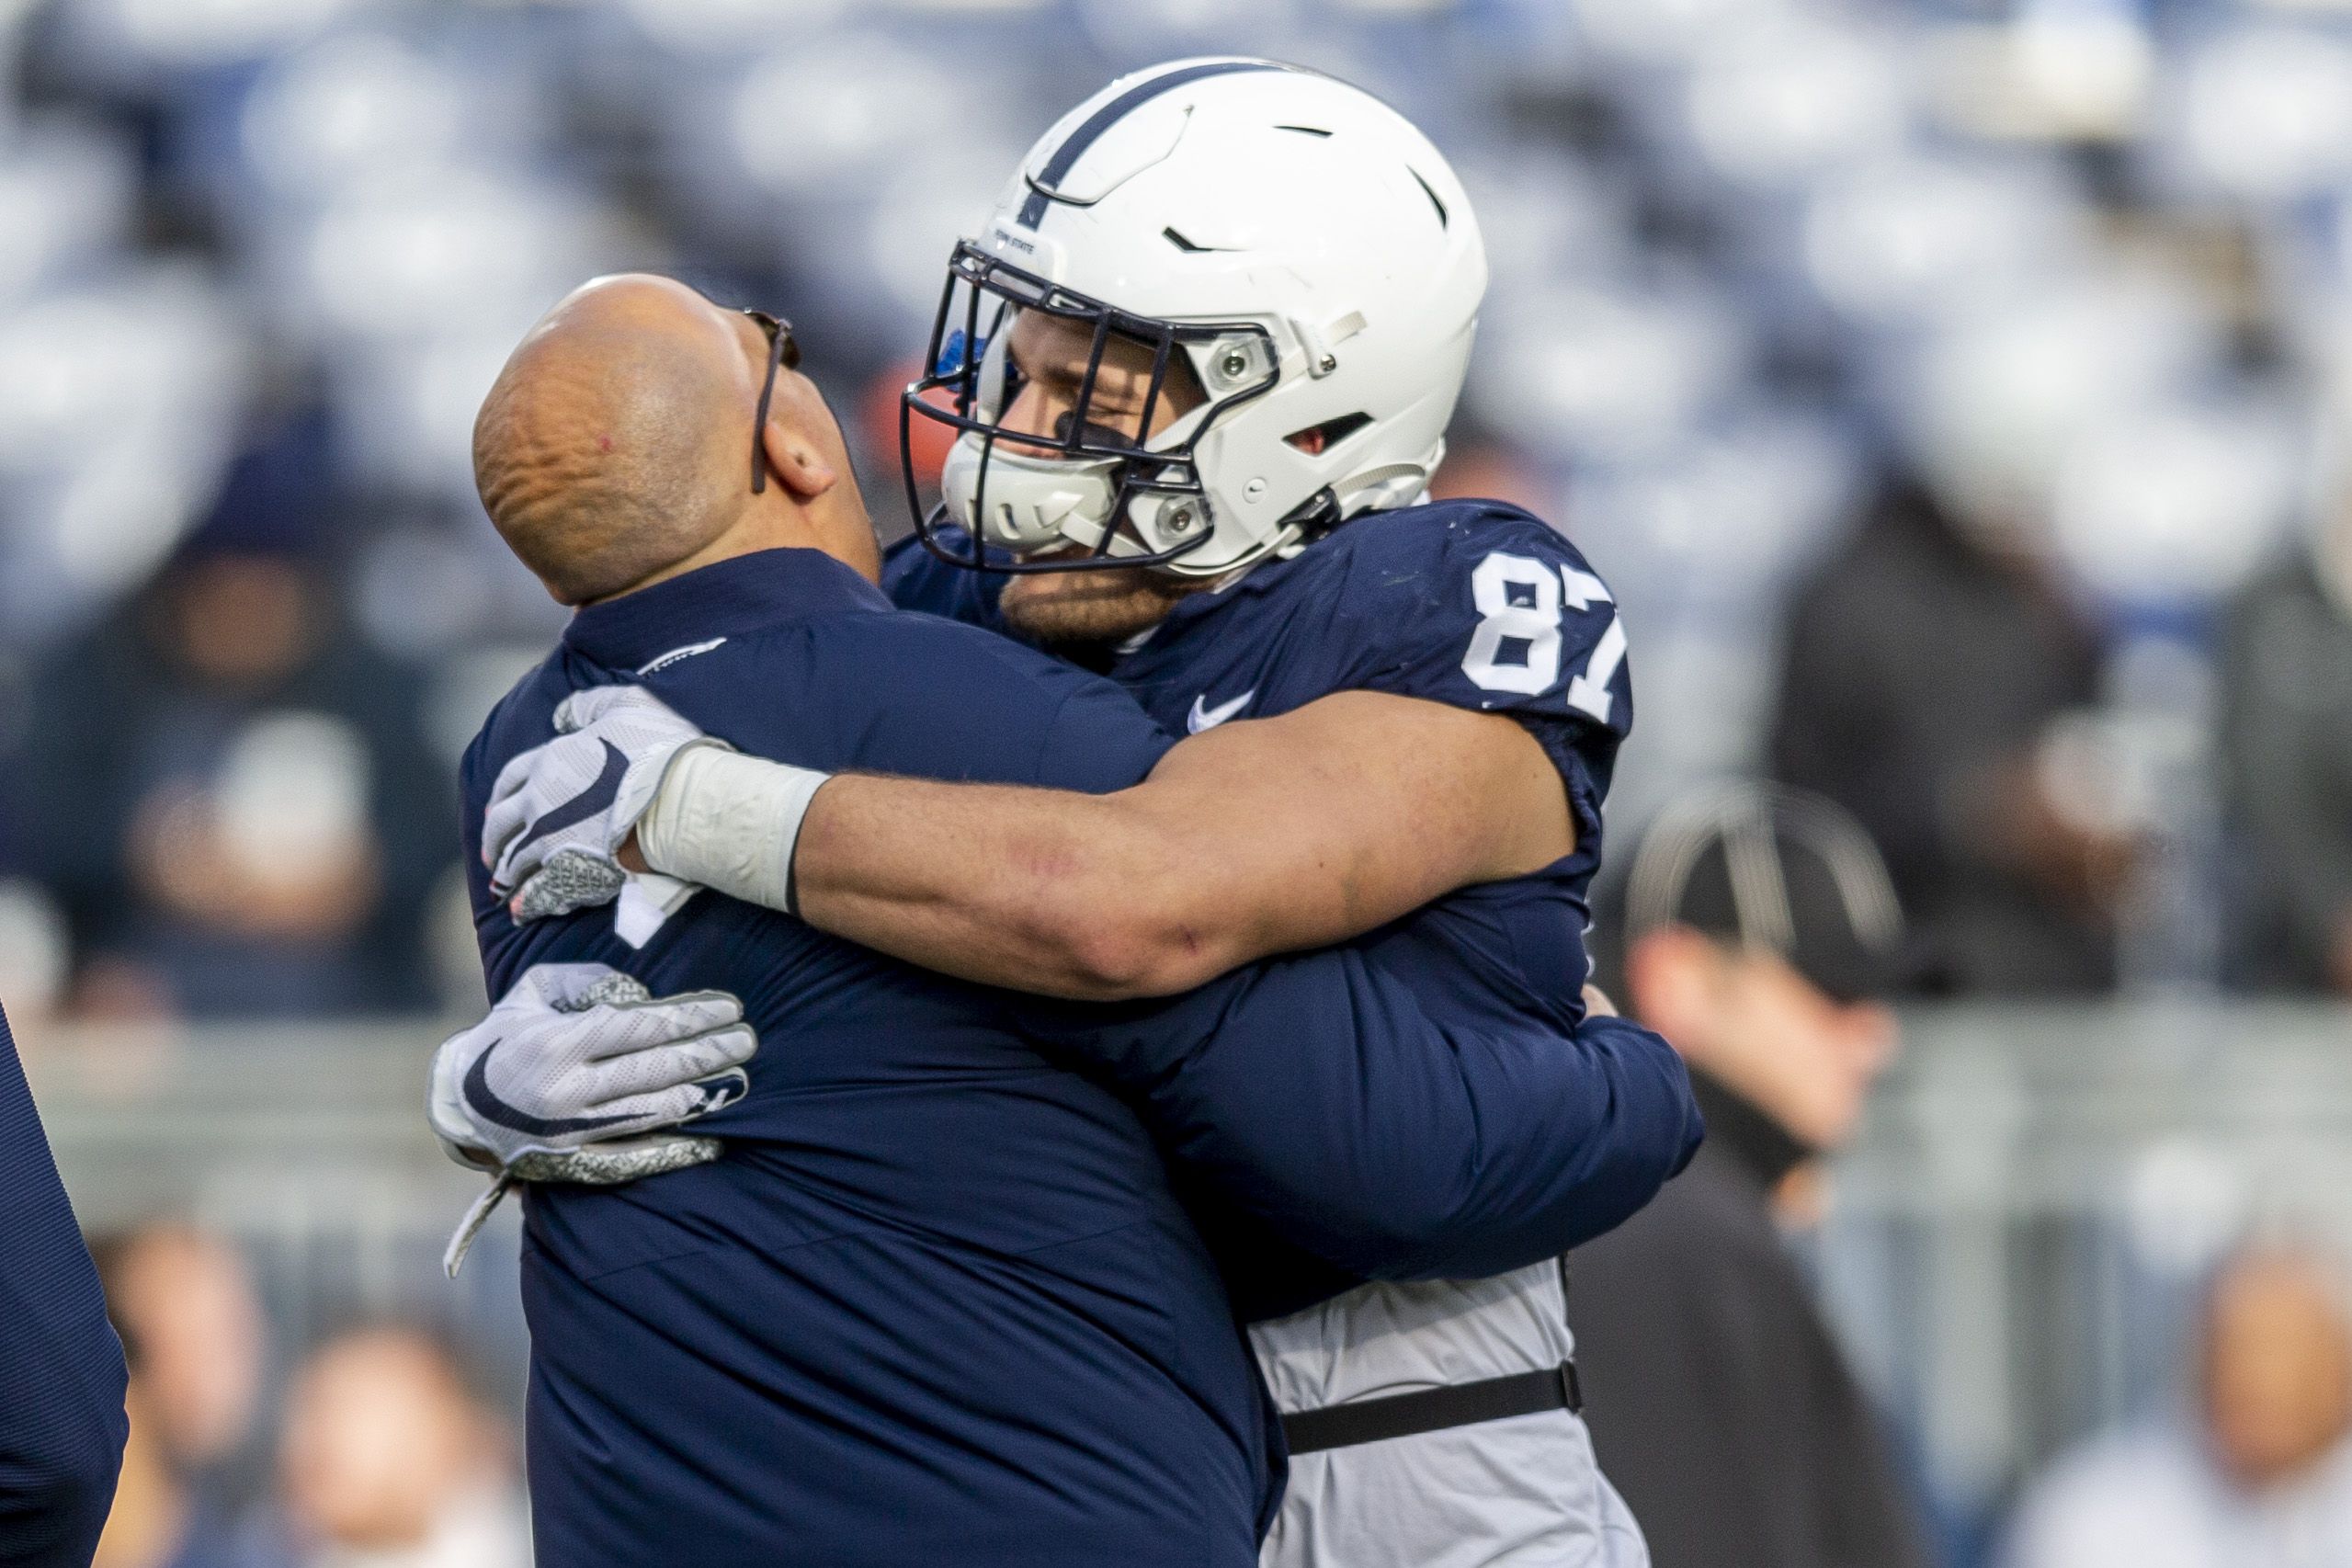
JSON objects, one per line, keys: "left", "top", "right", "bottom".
{"left": 428, "top": 964, "right": 756, "bottom": 1277}
{"left": 483, "top": 686, "right": 724, "bottom": 922}
{"left": 427, "top": 963, "right": 755, "bottom": 1172}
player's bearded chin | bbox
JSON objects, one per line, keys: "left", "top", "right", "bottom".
{"left": 997, "top": 554, "right": 1198, "bottom": 648}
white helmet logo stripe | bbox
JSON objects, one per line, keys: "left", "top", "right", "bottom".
{"left": 1017, "top": 59, "right": 1294, "bottom": 230}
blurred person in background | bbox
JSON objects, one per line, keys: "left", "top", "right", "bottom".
{"left": 264, "top": 1327, "right": 527, "bottom": 1568}
{"left": 91, "top": 1370, "right": 223, "bottom": 1568}
{"left": 2005, "top": 1242, "right": 2352, "bottom": 1568}
{"left": 2219, "top": 474, "right": 2352, "bottom": 995}
{"left": 90, "top": 1261, "right": 255, "bottom": 1568}
{"left": 14, "top": 528, "right": 449, "bottom": 1019}
{"left": 91, "top": 1227, "right": 267, "bottom": 1513}
{"left": 1768, "top": 479, "right": 2131, "bottom": 995}
{"left": 0, "top": 998, "right": 129, "bottom": 1568}
{"left": 1572, "top": 782, "right": 1934, "bottom": 1568}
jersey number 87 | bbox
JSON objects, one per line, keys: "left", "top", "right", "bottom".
{"left": 1460, "top": 551, "right": 1628, "bottom": 723}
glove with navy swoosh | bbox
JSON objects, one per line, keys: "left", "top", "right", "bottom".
{"left": 491, "top": 684, "right": 835, "bottom": 926}
{"left": 429, "top": 962, "right": 755, "bottom": 1168}
{"left": 427, "top": 964, "right": 756, "bottom": 1274}
{"left": 482, "top": 686, "right": 726, "bottom": 923}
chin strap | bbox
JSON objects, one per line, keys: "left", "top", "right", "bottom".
{"left": 1331, "top": 460, "right": 1437, "bottom": 518}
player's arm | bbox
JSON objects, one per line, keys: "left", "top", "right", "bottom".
{"left": 0, "top": 1010, "right": 129, "bottom": 1568}
{"left": 483, "top": 685, "right": 1572, "bottom": 1000}
{"left": 1025, "top": 975, "right": 1701, "bottom": 1284}
{"left": 788, "top": 689, "right": 1570, "bottom": 999}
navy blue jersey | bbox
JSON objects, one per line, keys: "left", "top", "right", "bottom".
{"left": 890, "top": 499, "right": 1635, "bottom": 1036}
{"left": 0, "top": 1006, "right": 128, "bottom": 1568}
{"left": 462, "top": 547, "right": 1694, "bottom": 1568}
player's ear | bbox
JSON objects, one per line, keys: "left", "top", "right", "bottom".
{"left": 759, "top": 403, "right": 838, "bottom": 502}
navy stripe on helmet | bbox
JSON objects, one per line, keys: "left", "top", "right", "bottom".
{"left": 1016, "top": 59, "right": 1292, "bottom": 231}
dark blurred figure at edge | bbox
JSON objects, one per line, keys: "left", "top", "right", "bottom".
{"left": 0, "top": 1000, "right": 130, "bottom": 1566}
{"left": 1768, "top": 479, "right": 2133, "bottom": 995}
{"left": 2218, "top": 486, "right": 2352, "bottom": 996}
{"left": 1572, "top": 783, "right": 1936, "bottom": 1568}
{"left": 12, "top": 428, "right": 449, "bottom": 1019}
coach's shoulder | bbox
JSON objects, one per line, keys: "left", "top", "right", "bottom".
{"left": 858, "top": 607, "right": 1140, "bottom": 736}
{"left": 787, "top": 603, "right": 1164, "bottom": 787}
{"left": 813, "top": 597, "right": 1058, "bottom": 686}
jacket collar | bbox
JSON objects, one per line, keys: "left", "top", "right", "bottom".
{"left": 562, "top": 548, "right": 891, "bottom": 671}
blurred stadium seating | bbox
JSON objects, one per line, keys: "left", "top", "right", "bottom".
{"left": 8, "top": 0, "right": 2352, "bottom": 1562}
{"left": 6, "top": 0, "right": 2351, "bottom": 1005}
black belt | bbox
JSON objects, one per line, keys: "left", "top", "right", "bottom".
{"left": 1280, "top": 1363, "right": 1584, "bottom": 1455}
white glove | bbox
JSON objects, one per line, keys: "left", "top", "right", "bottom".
{"left": 427, "top": 964, "right": 756, "bottom": 1276}
{"left": 429, "top": 962, "right": 755, "bottom": 1168}
{"left": 483, "top": 686, "right": 724, "bottom": 923}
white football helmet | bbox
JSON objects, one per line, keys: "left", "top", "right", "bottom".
{"left": 901, "top": 59, "right": 1488, "bottom": 578}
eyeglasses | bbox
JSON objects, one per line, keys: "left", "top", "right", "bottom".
{"left": 743, "top": 308, "right": 801, "bottom": 494}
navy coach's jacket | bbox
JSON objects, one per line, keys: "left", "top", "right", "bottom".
{"left": 462, "top": 547, "right": 1697, "bottom": 1568}
{"left": 0, "top": 1005, "right": 128, "bottom": 1568}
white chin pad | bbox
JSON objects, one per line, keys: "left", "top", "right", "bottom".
{"left": 941, "top": 433, "right": 1123, "bottom": 553}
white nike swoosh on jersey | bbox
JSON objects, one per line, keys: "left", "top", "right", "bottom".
{"left": 1187, "top": 688, "right": 1256, "bottom": 733}
{"left": 636, "top": 637, "right": 728, "bottom": 676}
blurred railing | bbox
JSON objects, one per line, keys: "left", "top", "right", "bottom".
{"left": 25, "top": 1003, "right": 2352, "bottom": 1517}
{"left": 1823, "top": 1002, "right": 2352, "bottom": 1520}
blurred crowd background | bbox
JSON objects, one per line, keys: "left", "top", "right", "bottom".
{"left": 7, "top": 0, "right": 2352, "bottom": 1564}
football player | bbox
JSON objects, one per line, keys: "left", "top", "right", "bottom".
{"left": 445, "top": 272, "right": 1694, "bottom": 1568}
{"left": 482, "top": 61, "right": 1658, "bottom": 1568}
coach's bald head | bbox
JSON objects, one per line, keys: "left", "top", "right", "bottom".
{"left": 474, "top": 274, "right": 876, "bottom": 605}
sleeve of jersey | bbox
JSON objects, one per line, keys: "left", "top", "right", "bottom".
{"left": 0, "top": 1008, "right": 129, "bottom": 1568}
{"left": 1021, "top": 954, "right": 1702, "bottom": 1283}
{"left": 1335, "top": 511, "right": 1633, "bottom": 847}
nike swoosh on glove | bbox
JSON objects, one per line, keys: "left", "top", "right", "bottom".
{"left": 427, "top": 963, "right": 756, "bottom": 1274}
{"left": 483, "top": 685, "right": 726, "bottom": 922}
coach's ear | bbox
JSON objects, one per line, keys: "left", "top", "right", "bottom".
{"left": 759, "top": 381, "right": 840, "bottom": 501}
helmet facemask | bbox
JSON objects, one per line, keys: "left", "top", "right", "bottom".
{"left": 901, "top": 241, "right": 1281, "bottom": 575}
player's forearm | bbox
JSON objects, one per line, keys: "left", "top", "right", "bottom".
{"left": 794, "top": 755, "right": 1459, "bottom": 999}
{"left": 790, "top": 774, "right": 1257, "bottom": 1000}
{"left": 642, "top": 693, "right": 1571, "bottom": 1000}
{"left": 637, "top": 746, "right": 1269, "bottom": 998}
